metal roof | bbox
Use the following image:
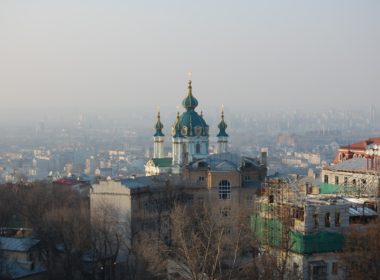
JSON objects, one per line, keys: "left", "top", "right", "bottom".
{"left": 0, "top": 237, "right": 40, "bottom": 252}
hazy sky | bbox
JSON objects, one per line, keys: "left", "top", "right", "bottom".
{"left": 0, "top": 0, "right": 379, "bottom": 119}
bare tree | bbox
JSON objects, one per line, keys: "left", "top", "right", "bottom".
{"left": 139, "top": 201, "right": 259, "bottom": 280}
{"left": 342, "top": 219, "right": 380, "bottom": 280}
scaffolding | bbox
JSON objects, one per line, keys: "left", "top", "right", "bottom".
{"left": 251, "top": 178, "right": 346, "bottom": 255}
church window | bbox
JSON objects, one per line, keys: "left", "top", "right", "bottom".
{"left": 196, "top": 143, "right": 201, "bottom": 154}
{"left": 219, "top": 180, "right": 231, "bottom": 200}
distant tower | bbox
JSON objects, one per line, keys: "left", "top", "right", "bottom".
{"left": 153, "top": 111, "right": 165, "bottom": 158}
{"left": 172, "top": 111, "right": 185, "bottom": 165}
{"left": 217, "top": 108, "right": 229, "bottom": 153}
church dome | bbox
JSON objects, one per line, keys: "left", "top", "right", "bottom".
{"left": 182, "top": 80, "right": 198, "bottom": 111}
{"left": 154, "top": 111, "right": 164, "bottom": 137}
{"left": 179, "top": 110, "right": 209, "bottom": 137}
{"left": 172, "top": 80, "right": 209, "bottom": 138}
{"left": 172, "top": 111, "right": 184, "bottom": 138}
{"left": 217, "top": 109, "right": 228, "bottom": 137}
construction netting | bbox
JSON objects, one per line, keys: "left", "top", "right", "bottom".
{"left": 250, "top": 214, "right": 345, "bottom": 254}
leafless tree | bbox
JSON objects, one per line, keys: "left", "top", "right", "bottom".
{"left": 139, "top": 200, "right": 259, "bottom": 280}
{"left": 342, "top": 219, "right": 380, "bottom": 280}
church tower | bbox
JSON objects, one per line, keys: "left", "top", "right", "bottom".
{"left": 153, "top": 111, "right": 165, "bottom": 158}
{"left": 172, "top": 111, "right": 185, "bottom": 165}
{"left": 217, "top": 108, "right": 228, "bottom": 154}
{"left": 171, "top": 80, "right": 209, "bottom": 166}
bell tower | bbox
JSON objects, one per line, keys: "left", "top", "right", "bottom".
{"left": 217, "top": 108, "right": 228, "bottom": 154}
{"left": 153, "top": 111, "right": 165, "bottom": 158}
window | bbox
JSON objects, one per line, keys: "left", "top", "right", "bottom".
{"left": 344, "top": 177, "right": 348, "bottom": 186}
{"left": 198, "top": 176, "right": 205, "bottom": 182}
{"left": 196, "top": 143, "right": 201, "bottom": 154}
{"left": 219, "top": 180, "right": 231, "bottom": 200}
{"left": 313, "top": 214, "right": 319, "bottom": 229}
{"left": 324, "top": 175, "right": 329, "bottom": 184}
{"left": 335, "top": 212, "right": 340, "bottom": 227}
{"left": 293, "top": 262, "right": 299, "bottom": 272}
{"left": 335, "top": 176, "right": 339, "bottom": 185}
{"left": 244, "top": 175, "right": 251, "bottom": 181}
{"left": 325, "top": 212, "right": 330, "bottom": 227}
{"left": 352, "top": 179, "right": 356, "bottom": 186}
{"left": 332, "top": 262, "right": 338, "bottom": 275}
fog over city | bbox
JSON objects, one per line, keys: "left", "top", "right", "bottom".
{"left": 1, "top": 0, "right": 379, "bottom": 123}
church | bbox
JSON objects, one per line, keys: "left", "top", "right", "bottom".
{"left": 91, "top": 79, "right": 267, "bottom": 266}
{"left": 145, "top": 79, "right": 267, "bottom": 188}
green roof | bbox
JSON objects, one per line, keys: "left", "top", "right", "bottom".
{"left": 179, "top": 110, "right": 209, "bottom": 136}
{"left": 182, "top": 80, "right": 198, "bottom": 111}
{"left": 151, "top": 157, "right": 173, "bottom": 167}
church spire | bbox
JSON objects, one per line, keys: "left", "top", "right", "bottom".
{"left": 154, "top": 111, "right": 164, "bottom": 137}
{"left": 172, "top": 111, "right": 183, "bottom": 138}
{"left": 153, "top": 110, "right": 165, "bottom": 159}
{"left": 217, "top": 107, "right": 228, "bottom": 137}
{"left": 182, "top": 80, "right": 198, "bottom": 111}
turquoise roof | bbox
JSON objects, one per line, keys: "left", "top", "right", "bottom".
{"left": 182, "top": 80, "right": 198, "bottom": 111}
{"left": 154, "top": 112, "right": 164, "bottom": 137}
{"left": 179, "top": 110, "right": 209, "bottom": 137}
{"left": 172, "top": 80, "right": 209, "bottom": 137}
{"left": 150, "top": 157, "right": 173, "bottom": 167}
{"left": 217, "top": 110, "right": 228, "bottom": 137}
{"left": 172, "top": 112, "right": 184, "bottom": 138}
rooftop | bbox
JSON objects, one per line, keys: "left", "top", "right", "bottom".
{"left": 0, "top": 237, "right": 40, "bottom": 252}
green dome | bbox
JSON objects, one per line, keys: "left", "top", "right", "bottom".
{"left": 172, "top": 112, "right": 184, "bottom": 138}
{"left": 217, "top": 110, "right": 228, "bottom": 137}
{"left": 182, "top": 80, "right": 198, "bottom": 111}
{"left": 154, "top": 112, "right": 164, "bottom": 137}
{"left": 179, "top": 110, "right": 209, "bottom": 137}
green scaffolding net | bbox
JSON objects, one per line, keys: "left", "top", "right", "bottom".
{"left": 251, "top": 214, "right": 345, "bottom": 254}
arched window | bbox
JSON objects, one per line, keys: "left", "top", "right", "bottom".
{"left": 219, "top": 180, "right": 231, "bottom": 200}
{"left": 196, "top": 143, "right": 201, "bottom": 154}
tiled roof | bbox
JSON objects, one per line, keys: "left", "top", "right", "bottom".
{"left": 342, "top": 137, "right": 380, "bottom": 149}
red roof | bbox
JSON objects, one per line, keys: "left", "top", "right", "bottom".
{"left": 333, "top": 137, "right": 380, "bottom": 164}
{"left": 345, "top": 137, "right": 380, "bottom": 149}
